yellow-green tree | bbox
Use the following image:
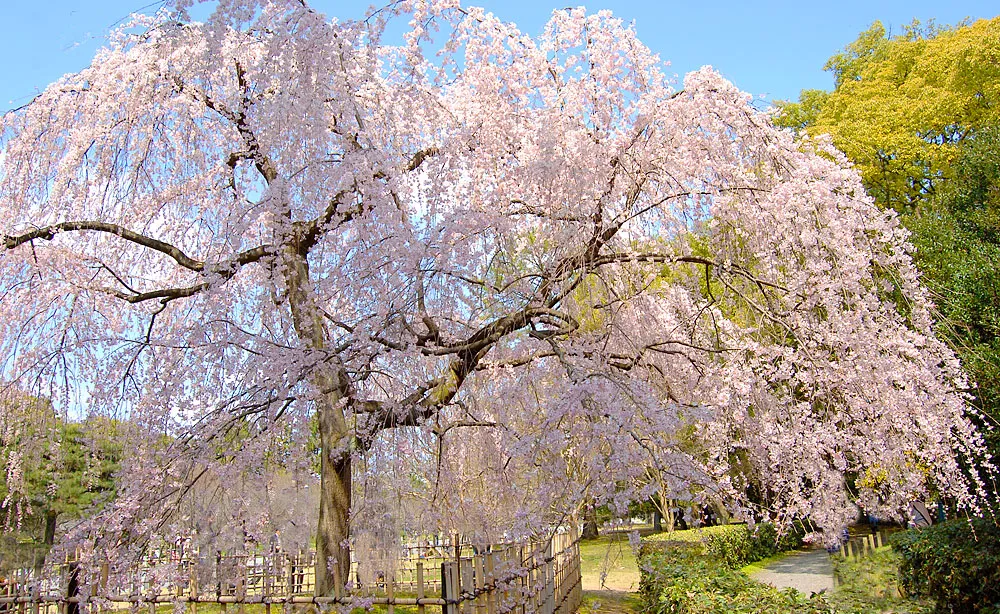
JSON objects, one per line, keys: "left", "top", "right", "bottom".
{"left": 776, "top": 17, "right": 1000, "bottom": 211}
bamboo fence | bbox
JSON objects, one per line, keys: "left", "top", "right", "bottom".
{"left": 0, "top": 531, "right": 581, "bottom": 614}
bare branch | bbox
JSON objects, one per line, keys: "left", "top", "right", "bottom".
{"left": 5, "top": 221, "right": 206, "bottom": 271}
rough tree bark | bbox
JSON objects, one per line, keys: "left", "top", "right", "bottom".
{"left": 282, "top": 247, "right": 352, "bottom": 595}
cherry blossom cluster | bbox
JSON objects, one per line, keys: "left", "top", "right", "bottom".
{"left": 0, "top": 0, "right": 992, "bottom": 578}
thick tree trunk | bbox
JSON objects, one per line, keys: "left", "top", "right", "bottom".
{"left": 582, "top": 507, "right": 599, "bottom": 540}
{"left": 281, "top": 247, "right": 352, "bottom": 596}
{"left": 315, "top": 445, "right": 351, "bottom": 596}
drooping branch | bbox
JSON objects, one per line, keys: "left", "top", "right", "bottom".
{"left": 592, "top": 252, "right": 789, "bottom": 293}
{"left": 4, "top": 222, "right": 205, "bottom": 271}
{"left": 4, "top": 222, "right": 271, "bottom": 274}
{"left": 5, "top": 222, "right": 273, "bottom": 307}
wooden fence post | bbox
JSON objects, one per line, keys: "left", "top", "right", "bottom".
{"left": 416, "top": 562, "right": 426, "bottom": 614}
{"left": 546, "top": 559, "right": 558, "bottom": 614}
{"left": 473, "top": 556, "right": 485, "bottom": 614}
{"left": 519, "top": 546, "right": 527, "bottom": 614}
{"left": 441, "top": 562, "right": 457, "bottom": 614}
{"left": 262, "top": 552, "right": 271, "bottom": 614}
{"left": 236, "top": 556, "right": 246, "bottom": 614}
{"left": 555, "top": 553, "right": 564, "bottom": 614}
{"left": 484, "top": 554, "right": 496, "bottom": 614}
{"left": 528, "top": 559, "right": 536, "bottom": 614}
{"left": 460, "top": 559, "right": 474, "bottom": 614}
{"left": 387, "top": 569, "right": 395, "bottom": 614}
{"left": 190, "top": 557, "right": 200, "bottom": 614}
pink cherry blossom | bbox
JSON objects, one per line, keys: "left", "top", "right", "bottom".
{"left": 0, "top": 0, "right": 991, "bottom": 594}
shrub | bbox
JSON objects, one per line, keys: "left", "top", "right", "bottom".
{"left": 637, "top": 540, "right": 827, "bottom": 614}
{"left": 830, "top": 548, "right": 932, "bottom": 614}
{"left": 890, "top": 516, "right": 1000, "bottom": 613}
{"left": 639, "top": 525, "right": 930, "bottom": 614}
{"left": 644, "top": 525, "right": 736, "bottom": 544}
{"left": 704, "top": 522, "right": 805, "bottom": 569}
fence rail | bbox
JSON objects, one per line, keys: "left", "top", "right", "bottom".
{"left": 0, "top": 531, "right": 581, "bottom": 614}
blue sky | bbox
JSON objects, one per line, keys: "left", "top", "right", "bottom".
{"left": 1, "top": 0, "right": 998, "bottom": 114}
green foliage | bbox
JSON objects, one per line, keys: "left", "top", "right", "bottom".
{"left": 23, "top": 421, "right": 119, "bottom": 516}
{"left": 0, "top": 397, "right": 121, "bottom": 568}
{"left": 645, "top": 525, "right": 736, "bottom": 545}
{"left": 905, "top": 126, "right": 1000, "bottom": 455}
{"left": 890, "top": 516, "right": 1000, "bottom": 613}
{"left": 774, "top": 89, "right": 830, "bottom": 132}
{"left": 639, "top": 527, "right": 931, "bottom": 614}
{"left": 704, "top": 523, "right": 805, "bottom": 569}
{"left": 638, "top": 541, "right": 824, "bottom": 614}
{"left": 822, "top": 21, "right": 891, "bottom": 87}
{"left": 637, "top": 530, "right": 834, "bottom": 614}
{"left": 831, "top": 548, "right": 932, "bottom": 614}
{"left": 775, "top": 17, "right": 1000, "bottom": 211}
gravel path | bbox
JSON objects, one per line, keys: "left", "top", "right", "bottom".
{"left": 751, "top": 549, "right": 835, "bottom": 595}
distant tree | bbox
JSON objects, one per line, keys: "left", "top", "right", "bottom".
{"left": 0, "top": 393, "right": 120, "bottom": 572}
{"left": 775, "top": 17, "right": 1000, "bottom": 211}
{"left": 0, "top": 0, "right": 992, "bottom": 595}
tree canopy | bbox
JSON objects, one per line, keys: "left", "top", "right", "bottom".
{"left": 775, "top": 17, "right": 1000, "bottom": 211}
{"left": 0, "top": 0, "right": 992, "bottom": 593}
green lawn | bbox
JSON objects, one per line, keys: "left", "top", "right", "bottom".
{"left": 578, "top": 534, "right": 641, "bottom": 592}
{"left": 579, "top": 589, "right": 642, "bottom": 613}
{"left": 577, "top": 532, "right": 648, "bottom": 612}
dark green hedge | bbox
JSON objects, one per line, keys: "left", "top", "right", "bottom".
{"left": 890, "top": 516, "right": 1000, "bottom": 613}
